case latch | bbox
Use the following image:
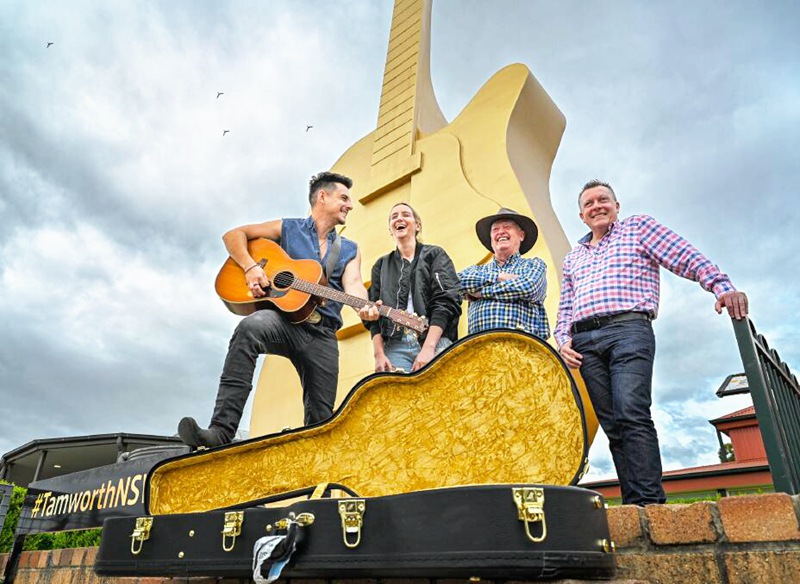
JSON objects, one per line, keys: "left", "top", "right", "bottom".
{"left": 338, "top": 499, "right": 366, "bottom": 548}
{"left": 130, "top": 516, "right": 153, "bottom": 555}
{"left": 512, "top": 487, "right": 547, "bottom": 543}
{"left": 270, "top": 511, "right": 316, "bottom": 531}
{"left": 221, "top": 511, "right": 244, "bottom": 552}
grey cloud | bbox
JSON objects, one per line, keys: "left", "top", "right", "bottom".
{"left": 1, "top": 1, "right": 798, "bottom": 481}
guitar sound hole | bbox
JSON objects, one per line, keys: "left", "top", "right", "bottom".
{"left": 273, "top": 271, "right": 295, "bottom": 290}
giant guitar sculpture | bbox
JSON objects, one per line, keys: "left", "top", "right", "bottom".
{"left": 250, "top": 0, "right": 597, "bottom": 442}
{"left": 147, "top": 0, "right": 599, "bottom": 515}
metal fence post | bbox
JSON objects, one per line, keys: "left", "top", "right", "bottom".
{"left": 732, "top": 317, "right": 800, "bottom": 495}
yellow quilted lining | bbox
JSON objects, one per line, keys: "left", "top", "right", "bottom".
{"left": 149, "top": 331, "right": 586, "bottom": 514}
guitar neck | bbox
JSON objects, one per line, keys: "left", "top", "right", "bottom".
{"left": 290, "top": 278, "right": 416, "bottom": 328}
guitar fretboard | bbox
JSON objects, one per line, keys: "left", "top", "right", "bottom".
{"left": 277, "top": 273, "right": 423, "bottom": 331}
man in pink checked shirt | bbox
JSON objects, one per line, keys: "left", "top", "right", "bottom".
{"left": 555, "top": 180, "right": 748, "bottom": 506}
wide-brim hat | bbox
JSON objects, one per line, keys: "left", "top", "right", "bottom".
{"left": 475, "top": 208, "right": 539, "bottom": 255}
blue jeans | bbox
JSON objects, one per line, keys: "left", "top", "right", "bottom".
{"left": 211, "top": 310, "right": 339, "bottom": 439}
{"left": 383, "top": 332, "right": 452, "bottom": 373}
{"left": 572, "top": 319, "right": 666, "bottom": 505}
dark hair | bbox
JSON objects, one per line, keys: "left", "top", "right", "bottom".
{"left": 389, "top": 202, "right": 423, "bottom": 241}
{"left": 308, "top": 171, "right": 353, "bottom": 206}
{"left": 578, "top": 179, "right": 616, "bottom": 207}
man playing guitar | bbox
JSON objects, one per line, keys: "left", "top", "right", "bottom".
{"left": 178, "top": 171, "right": 380, "bottom": 449}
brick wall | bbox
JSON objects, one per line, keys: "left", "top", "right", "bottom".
{"left": 608, "top": 492, "right": 800, "bottom": 583}
{"left": 2, "top": 493, "right": 799, "bottom": 584}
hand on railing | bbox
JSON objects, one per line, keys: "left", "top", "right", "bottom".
{"left": 716, "top": 291, "right": 748, "bottom": 320}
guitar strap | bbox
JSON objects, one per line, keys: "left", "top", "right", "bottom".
{"left": 324, "top": 230, "right": 342, "bottom": 280}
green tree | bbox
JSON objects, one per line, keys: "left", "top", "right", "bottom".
{"left": 0, "top": 481, "right": 101, "bottom": 552}
{"left": 0, "top": 481, "right": 26, "bottom": 553}
{"left": 718, "top": 442, "right": 735, "bottom": 463}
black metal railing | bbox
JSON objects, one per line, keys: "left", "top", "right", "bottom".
{"left": 0, "top": 483, "right": 13, "bottom": 534}
{"left": 732, "top": 317, "right": 800, "bottom": 495}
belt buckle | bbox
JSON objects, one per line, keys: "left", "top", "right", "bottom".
{"left": 307, "top": 311, "right": 322, "bottom": 325}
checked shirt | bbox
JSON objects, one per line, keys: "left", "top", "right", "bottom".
{"left": 459, "top": 253, "right": 549, "bottom": 339}
{"left": 554, "top": 214, "right": 736, "bottom": 347}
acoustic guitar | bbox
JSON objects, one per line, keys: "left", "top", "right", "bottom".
{"left": 214, "top": 238, "right": 428, "bottom": 334}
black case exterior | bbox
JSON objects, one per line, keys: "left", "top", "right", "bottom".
{"left": 95, "top": 484, "right": 615, "bottom": 580}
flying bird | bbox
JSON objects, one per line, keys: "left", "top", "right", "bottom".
{"left": 46, "top": 42, "right": 54, "bottom": 48}
{"left": 222, "top": 130, "right": 230, "bottom": 137}
{"left": 305, "top": 125, "right": 313, "bottom": 132}
{"left": 216, "top": 92, "right": 224, "bottom": 99}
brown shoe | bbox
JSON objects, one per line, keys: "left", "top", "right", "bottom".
{"left": 178, "top": 417, "right": 229, "bottom": 448}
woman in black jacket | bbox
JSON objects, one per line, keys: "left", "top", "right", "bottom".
{"left": 367, "top": 202, "right": 461, "bottom": 372}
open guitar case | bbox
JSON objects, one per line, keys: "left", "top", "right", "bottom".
{"left": 95, "top": 329, "right": 616, "bottom": 580}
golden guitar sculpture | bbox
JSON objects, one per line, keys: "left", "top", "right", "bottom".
{"left": 250, "top": 0, "right": 599, "bottom": 444}
{"left": 147, "top": 0, "right": 600, "bottom": 515}
{"left": 215, "top": 238, "right": 428, "bottom": 334}
{"left": 147, "top": 329, "right": 588, "bottom": 515}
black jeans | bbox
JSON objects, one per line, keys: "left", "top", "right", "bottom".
{"left": 210, "top": 309, "right": 339, "bottom": 439}
{"left": 572, "top": 319, "right": 666, "bottom": 505}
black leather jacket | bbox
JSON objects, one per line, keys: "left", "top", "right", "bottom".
{"left": 367, "top": 244, "right": 461, "bottom": 343}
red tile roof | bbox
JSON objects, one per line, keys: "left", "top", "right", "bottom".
{"left": 709, "top": 405, "right": 755, "bottom": 423}
{"left": 661, "top": 458, "right": 766, "bottom": 477}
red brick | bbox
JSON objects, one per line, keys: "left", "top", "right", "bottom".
{"left": 607, "top": 505, "right": 645, "bottom": 548}
{"left": 616, "top": 551, "right": 722, "bottom": 583}
{"left": 70, "top": 546, "right": 86, "bottom": 565}
{"left": 59, "top": 547, "right": 74, "bottom": 565}
{"left": 645, "top": 501, "right": 718, "bottom": 545}
{"left": 83, "top": 546, "right": 98, "bottom": 563}
{"left": 13, "top": 571, "right": 38, "bottom": 584}
{"left": 723, "top": 549, "right": 800, "bottom": 584}
{"left": 17, "top": 550, "right": 33, "bottom": 568}
{"left": 718, "top": 493, "right": 800, "bottom": 542}
{"left": 50, "top": 567, "right": 75, "bottom": 584}
{"left": 37, "top": 550, "right": 50, "bottom": 568}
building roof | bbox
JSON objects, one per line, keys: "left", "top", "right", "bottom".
{"left": 0, "top": 432, "right": 183, "bottom": 487}
{"left": 709, "top": 406, "right": 756, "bottom": 424}
{"left": 582, "top": 458, "right": 769, "bottom": 490}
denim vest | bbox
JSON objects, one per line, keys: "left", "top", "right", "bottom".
{"left": 281, "top": 217, "right": 358, "bottom": 329}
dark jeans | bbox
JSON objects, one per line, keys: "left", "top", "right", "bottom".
{"left": 572, "top": 319, "right": 666, "bottom": 505}
{"left": 210, "top": 309, "right": 339, "bottom": 439}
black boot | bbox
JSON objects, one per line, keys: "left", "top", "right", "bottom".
{"left": 178, "top": 417, "right": 230, "bottom": 448}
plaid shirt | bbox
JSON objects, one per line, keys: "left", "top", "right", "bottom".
{"left": 459, "top": 253, "right": 550, "bottom": 339}
{"left": 554, "top": 214, "right": 736, "bottom": 347}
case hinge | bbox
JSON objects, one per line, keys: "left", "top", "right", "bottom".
{"left": 338, "top": 499, "right": 366, "bottom": 548}
{"left": 512, "top": 487, "right": 547, "bottom": 543}
{"left": 221, "top": 511, "right": 244, "bottom": 552}
{"left": 130, "top": 516, "right": 153, "bottom": 555}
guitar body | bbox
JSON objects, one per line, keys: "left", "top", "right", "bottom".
{"left": 214, "top": 238, "right": 325, "bottom": 321}
{"left": 147, "top": 329, "right": 588, "bottom": 515}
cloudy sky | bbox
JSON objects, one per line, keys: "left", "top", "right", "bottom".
{"left": 2, "top": 0, "right": 798, "bottom": 484}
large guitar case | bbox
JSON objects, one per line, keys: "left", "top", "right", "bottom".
{"left": 147, "top": 329, "right": 589, "bottom": 515}
{"left": 96, "top": 484, "right": 615, "bottom": 580}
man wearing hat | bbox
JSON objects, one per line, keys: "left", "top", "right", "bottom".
{"left": 458, "top": 208, "right": 549, "bottom": 339}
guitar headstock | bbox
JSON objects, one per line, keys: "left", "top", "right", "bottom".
{"left": 396, "top": 312, "right": 428, "bottom": 335}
